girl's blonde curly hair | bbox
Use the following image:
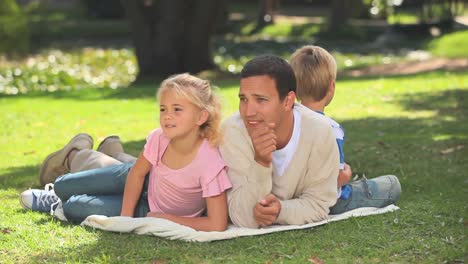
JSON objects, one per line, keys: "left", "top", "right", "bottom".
{"left": 157, "top": 73, "right": 223, "bottom": 146}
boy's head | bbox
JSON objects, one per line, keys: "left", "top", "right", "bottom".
{"left": 290, "top": 45, "right": 337, "bottom": 102}
{"left": 241, "top": 54, "right": 296, "bottom": 100}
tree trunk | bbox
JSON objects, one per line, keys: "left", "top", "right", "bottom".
{"left": 121, "top": 0, "right": 224, "bottom": 82}
{"left": 329, "top": 0, "right": 351, "bottom": 31}
{"left": 183, "top": 0, "right": 219, "bottom": 73}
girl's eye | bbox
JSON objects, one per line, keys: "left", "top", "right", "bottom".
{"left": 175, "top": 108, "right": 183, "bottom": 112}
{"left": 160, "top": 108, "right": 165, "bottom": 112}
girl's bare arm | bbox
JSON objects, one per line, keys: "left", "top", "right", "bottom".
{"left": 147, "top": 192, "right": 229, "bottom": 232}
{"left": 120, "top": 151, "right": 152, "bottom": 217}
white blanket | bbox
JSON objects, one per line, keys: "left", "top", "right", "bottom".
{"left": 81, "top": 205, "right": 399, "bottom": 242}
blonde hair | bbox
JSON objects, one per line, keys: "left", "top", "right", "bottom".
{"left": 157, "top": 73, "right": 222, "bottom": 146}
{"left": 289, "top": 45, "right": 337, "bottom": 101}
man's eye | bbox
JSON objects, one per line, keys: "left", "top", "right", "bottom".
{"left": 257, "top": 98, "right": 267, "bottom": 102}
{"left": 239, "top": 97, "right": 247, "bottom": 102}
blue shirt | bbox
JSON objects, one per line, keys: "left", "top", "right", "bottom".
{"left": 315, "top": 111, "right": 345, "bottom": 170}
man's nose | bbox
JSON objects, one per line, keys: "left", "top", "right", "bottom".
{"left": 245, "top": 102, "right": 257, "bottom": 116}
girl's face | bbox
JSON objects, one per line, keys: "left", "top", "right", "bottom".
{"left": 159, "top": 90, "right": 206, "bottom": 141}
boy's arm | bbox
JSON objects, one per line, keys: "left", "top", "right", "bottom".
{"left": 120, "top": 151, "right": 151, "bottom": 217}
{"left": 338, "top": 163, "right": 352, "bottom": 188}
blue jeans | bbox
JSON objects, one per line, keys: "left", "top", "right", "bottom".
{"left": 54, "top": 163, "right": 150, "bottom": 223}
{"left": 329, "top": 175, "right": 401, "bottom": 215}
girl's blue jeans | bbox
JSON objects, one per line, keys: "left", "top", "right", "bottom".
{"left": 54, "top": 162, "right": 150, "bottom": 223}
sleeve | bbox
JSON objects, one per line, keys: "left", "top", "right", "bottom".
{"left": 202, "top": 168, "right": 232, "bottom": 198}
{"left": 143, "top": 129, "right": 162, "bottom": 166}
{"left": 219, "top": 119, "right": 273, "bottom": 228}
{"left": 275, "top": 123, "right": 339, "bottom": 225}
{"left": 336, "top": 138, "right": 345, "bottom": 170}
{"left": 332, "top": 123, "right": 345, "bottom": 170}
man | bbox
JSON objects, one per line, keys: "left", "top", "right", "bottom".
{"left": 219, "top": 55, "right": 340, "bottom": 228}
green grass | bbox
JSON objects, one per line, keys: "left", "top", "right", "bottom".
{"left": 428, "top": 30, "right": 468, "bottom": 58}
{"left": 1, "top": 70, "right": 467, "bottom": 263}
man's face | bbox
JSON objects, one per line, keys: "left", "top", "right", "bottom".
{"left": 239, "top": 75, "right": 288, "bottom": 136}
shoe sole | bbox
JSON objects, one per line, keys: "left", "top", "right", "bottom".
{"left": 39, "top": 133, "right": 93, "bottom": 186}
{"left": 19, "top": 193, "right": 29, "bottom": 209}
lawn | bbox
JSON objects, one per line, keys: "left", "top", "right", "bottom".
{"left": 0, "top": 69, "right": 466, "bottom": 263}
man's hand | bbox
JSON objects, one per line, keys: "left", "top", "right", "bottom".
{"left": 249, "top": 123, "right": 276, "bottom": 167}
{"left": 254, "top": 194, "right": 281, "bottom": 227}
{"left": 337, "top": 163, "right": 352, "bottom": 188}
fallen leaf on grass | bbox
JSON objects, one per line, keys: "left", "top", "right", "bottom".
{"left": 440, "top": 145, "right": 464, "bottom": 154}
{"left": 308, "top": 256, "right": 324, "bottom": 264}
{"left": 23, "top": 150, "right": 36, "bottom": 155}
{"left": 152, "top": 259, "right": 168, "bottom": 264}
{"left": 2, "top": 228, "right": 12, "bottom": 234}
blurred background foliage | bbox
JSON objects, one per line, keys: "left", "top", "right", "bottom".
{"left": 0, "top": 0, "right": 466, "bottom": 94}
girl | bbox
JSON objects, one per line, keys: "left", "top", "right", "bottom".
{"left": 20, "top": 73, "right": 232, "bottom": 231}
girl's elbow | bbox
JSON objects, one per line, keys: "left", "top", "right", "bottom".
{"left": 210, "top": 220, "right": 228, "bottom": 231}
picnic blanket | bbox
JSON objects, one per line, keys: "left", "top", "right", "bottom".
{"left": 81, "top": 204, "right": 399, "bottom": 242}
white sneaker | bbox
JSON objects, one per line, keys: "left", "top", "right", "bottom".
{"left": 20, "top": 184, "right": 60, "bottom": 212}
{"left": 52, "top": 201, "right": 68, "bottom": 221}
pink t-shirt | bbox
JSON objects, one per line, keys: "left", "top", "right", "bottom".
{"left": 143, "top": 128, "right": 232, "bottom": 217}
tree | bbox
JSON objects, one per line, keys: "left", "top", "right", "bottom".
{"left": 329, "top": 0, "right": 368, "bottom": 31}
{"left": 121, "top": 0, "right": 226, "bottom": 82}
{"left": 251, "top": 0, "right": 280, "bottom": 34}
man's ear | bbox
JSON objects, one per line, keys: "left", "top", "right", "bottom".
{"left": 197, "top": 110, "right": 210, "bottom": 126}
{"left": 283, "top": 91, "right": 296, "bottom": 109}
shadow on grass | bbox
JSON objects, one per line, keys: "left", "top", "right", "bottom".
{"left": 25, "top": 229, "right": 187, "bottom": 263}
{"left": 0, "top": 78, "right": 240, "bottom": 101}
{"left": 0, "top": 164, "right": 40, "bottom": 190}
{"left": 0, "top": 140, "right": 145, "bottom": 190}
{"left": 396, "top": 88, "right": 468, "bottom": 116}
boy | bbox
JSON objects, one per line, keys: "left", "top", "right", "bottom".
{"left": 290, "top": 45, "right": 401, "bottom": 214}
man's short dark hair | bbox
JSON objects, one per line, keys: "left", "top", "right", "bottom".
{"left": 241, "top": 55, "right": 296, "bottom": 100}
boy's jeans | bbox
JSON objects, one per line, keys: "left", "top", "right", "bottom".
{"left": 329, "top": 175, "right": 401, "bottom": 215}
{"left": 54, "top": 162, "right": 150, "bottom": 223}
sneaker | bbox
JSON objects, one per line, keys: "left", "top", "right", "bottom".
{"left": 39, "top": 133, "right": 93, "bottom": 186}
{"left": 20, "top": 184, "right": 60, "bottom": 213}
{"left": 330, "top": 175, "right": 402, "bottom": 215}
{"left": 52, "top": 201, "right": 68, "bottom": 221}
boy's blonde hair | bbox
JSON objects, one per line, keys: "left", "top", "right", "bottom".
{"left": 157, "top": 73, "right": 222, "bottom": 146}
{"left": 290, "top": 45, "right": 337, "bottom": 101}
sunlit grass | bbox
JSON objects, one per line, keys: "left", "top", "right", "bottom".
{"left": 1, "top": 69, "right": 467, "bottom": 263}
{"left": 428, "top": 30, "right": 468, "bottom": 58}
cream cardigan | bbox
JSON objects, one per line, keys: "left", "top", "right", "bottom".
{"left": 220, "top": 103, "right": 340, "bottom": 228}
